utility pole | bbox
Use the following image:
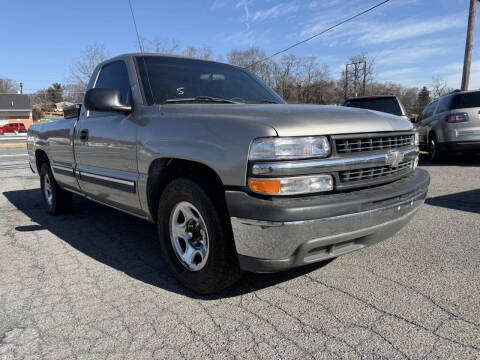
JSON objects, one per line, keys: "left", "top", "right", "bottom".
{"left": 19, "top": 82, "right": 23, "bottom": 95}
{"left": 345, "top": 64, "right": 349, "bottom": 98}
{"left": 345, "top": 60, "right": 367, "bottom": 98}
{"left": 461, "top": 0, "right": 478, "bottom": 91}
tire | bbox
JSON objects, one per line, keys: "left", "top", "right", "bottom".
{"left": 157, "top": 177, "right": 242, "bottom": 294}
{"left": 40, "top": 163, "right": 72, "bottom": 215}
{"left": 428, "top": 134, "right": 444, "bottom": 162}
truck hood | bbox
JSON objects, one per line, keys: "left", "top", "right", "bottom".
{"left": 160, "top": 103, "right": 413, "bottom": 136}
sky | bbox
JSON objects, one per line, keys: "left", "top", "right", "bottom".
{"left": 1, "top": 0, "right": 479, "bottom": 93}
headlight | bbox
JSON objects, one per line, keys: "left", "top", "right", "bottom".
{"left": 412, "top": 132, "right": 419, "bottom": 146}
{"left": 249, "top": 136, "right": 331, "bottom": 160}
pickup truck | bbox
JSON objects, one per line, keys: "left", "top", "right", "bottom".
{"left": 27, "top": 53, "right": 430, "bottom": 294}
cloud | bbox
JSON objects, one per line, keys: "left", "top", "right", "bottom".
{"left": 437, "top": 61, "right": 480, "bottom": 89}
{"left": 357, "top": 12, "right": 466, "bottom": 45}
{"left": 252, "top": 3, "right": 299, "bottom": 22}
{"left": 297, "top": 7, "right": 466, "bottom": 47}
{"left": 377, "top": 67, "right": 418, "bottom": 81}
{"left": 211, "top": 0, "right": 229, "bottom": 10}
{"left": 236, "top": 0, "right": 250, "bottom": 29}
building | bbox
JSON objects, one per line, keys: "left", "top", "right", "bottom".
{"left": 0, "top": 94, "right": 33, "bottom": 128}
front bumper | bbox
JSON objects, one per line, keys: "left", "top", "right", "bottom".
{"left": 226, "top": 169, "right": 430, "bottom": 272}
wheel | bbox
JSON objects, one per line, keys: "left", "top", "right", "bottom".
{"left": 428, "top": 134, "right": 444, "bottom": 162}
{"left": 157, "top": 177, "right": 242, "bottom": 294}
{"left": 40, "top": 163, "right": 72, "bottom": 215}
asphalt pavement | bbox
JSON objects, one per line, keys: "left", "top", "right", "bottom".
{"left": 0, "top": 145, "right": 479, "bottom": 359}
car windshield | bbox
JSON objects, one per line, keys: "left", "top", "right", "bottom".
{"left": 451, "top": 91, "right": 480, "bottom": 110}
{"left": 344, "top": 97, "right": 403, "bottom": 116}
{"left": 136, "top": 56, "right": 284, "bottom": 105}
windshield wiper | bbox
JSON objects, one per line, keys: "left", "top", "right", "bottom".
{"left": 165, "top": 96, "right": 240, "bottom": 104}
{"left": 248, "top": 100, "right": 279, "bottom": 104}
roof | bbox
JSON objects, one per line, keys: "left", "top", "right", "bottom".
{"left": 0, "top": 94, "right": 31, "bottom": 110}
{"left": 99, "top": 53, "right": 240, "bottom": 69}
{"left": 344, "top": 95, "right": 397, "bottom": 101}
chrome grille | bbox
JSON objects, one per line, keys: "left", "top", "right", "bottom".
{"left": 336, "top": 134, "right": 414, "bottom": 153}
{"left": 339, "top": 160, "right": 411, "bottom": 183}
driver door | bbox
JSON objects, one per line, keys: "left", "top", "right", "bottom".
{"left": 74, "top": 60, "right": 142, "bottom": 215}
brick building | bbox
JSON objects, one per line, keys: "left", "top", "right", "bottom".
{"left": 0, "top": 94, "right": 33, "bottom": 128}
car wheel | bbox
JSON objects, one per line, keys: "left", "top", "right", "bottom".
{"left": 428, "top": 134, "right": 443, "bottom": 162}
{"left": 157, "top": 177, "right": 242, "bottom": 294}
{"left": 40, "top": 163, "right": 73, "bottom": 215}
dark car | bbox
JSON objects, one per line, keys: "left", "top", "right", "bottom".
{"left": 342, "top": 95, "right": 409, "bottom": 121}
{"left": 0, "top": 122, "right": 26, "bottom": 135}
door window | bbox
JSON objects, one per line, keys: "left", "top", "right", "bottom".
{"left": 436, "top": 96, "right": 452, "bottom": 114}
{"left": 94, "top": 61, "right": 131, "bottom": 105}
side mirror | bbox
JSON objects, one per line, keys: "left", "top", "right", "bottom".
{"left": 84, "top": 88, "right": 132, "bottom": 113}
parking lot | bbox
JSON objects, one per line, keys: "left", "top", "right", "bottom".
{"left": 0, "top": 144, "right": 479, "bottom": 359}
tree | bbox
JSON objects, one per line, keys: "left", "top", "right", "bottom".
{"left": 417, "top": 86, "right": 431, "bottom": 113}
{"left": 228, "top": 47, "right": 275, "bottom": 87}
{"left": 0, "top": 78, "right": 18, "bottom": 93}
{"left": 430, "top": 78, "right": 453, "bottom": 99}
{"left": 66, "top": 43, "right": 109, "bottom": 97}
{"left": 47, "top": 83, "right": 63, "bottom": 104}
{"left": 138, "top": 37, "right": 181, "bottom": 54}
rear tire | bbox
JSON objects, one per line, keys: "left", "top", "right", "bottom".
{"left": 157, "top": 177, "right": 242, "bottom": 294}
{"left": 428, "top": 134, "right": 444, "bottom": 162}
{"left": 40, "top": 163, "right": 72, "bottom": 215}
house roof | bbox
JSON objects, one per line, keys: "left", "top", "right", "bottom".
{"left": 0, "top": 94, "right": 32, "bottom": 110}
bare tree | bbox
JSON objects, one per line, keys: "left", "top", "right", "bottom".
{"left": 0, "top": 78, "right": 18, "bottom": 93}
{"left": 66, "top": 43, "right": 109, "bottom": 97}
{"left": 182, "top": 45, "right": 213, "bottom": 60}
{"left": 430, "top": 77, "right": 454, "bottom": 99}
{"left": 138, "top": 37, "right": 181, "bottom": 54}
{"left": 228, "top": 47, "right": 274, "bottom": 87}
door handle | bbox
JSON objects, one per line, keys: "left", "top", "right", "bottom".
{"left": 79, "top": 129, "right": 89, "bottom": 141}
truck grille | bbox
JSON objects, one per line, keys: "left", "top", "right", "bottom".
{"left": 339, "top": 160, "right": 411, "bottom": 183}
{"left": 336, "top": 134, "right": 414, "bottom": 153}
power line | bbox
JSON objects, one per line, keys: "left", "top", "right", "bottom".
{"left": 247, "top": 0, "right": 391, "bottom": 68}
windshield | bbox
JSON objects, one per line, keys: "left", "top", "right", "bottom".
{"left": 344, "top": 97, "right": 403, "bottom": 116}
{"left": 136, "top": 56, "right": 284, "bottom": 105}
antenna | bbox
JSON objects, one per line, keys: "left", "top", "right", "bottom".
{"left": 128, "top": 0, "right": 154, "bottom": 104}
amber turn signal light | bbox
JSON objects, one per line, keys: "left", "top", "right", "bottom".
{"left": 248, "top": 179, "right": 281, "bottom": 195}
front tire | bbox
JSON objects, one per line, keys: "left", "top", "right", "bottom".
{"left": 157, "top": 177, "right": 242, "bottom": 294}
{"left": 40, "top": 163, "right": 72, "bottom": 215}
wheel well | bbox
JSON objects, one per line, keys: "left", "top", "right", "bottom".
{"left": 35, "top": 150, "right": 49, "bottom": 173}
{"left": 147, "top": 158, "right": 225, "bottom": 221}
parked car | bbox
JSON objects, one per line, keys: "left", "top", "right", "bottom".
{"left": 0, "top": 122, "right": 26, "bottom": 135}
{"left": 415, "top": 90, "right": 480, "bottom": 161}
{"left": 27, "top": 54, "right": 429, "bottom": 294}
{"left": 342, "top": 95, "right": 410, "bottom": 121}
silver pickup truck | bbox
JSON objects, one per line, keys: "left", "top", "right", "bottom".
{"left": 27, "top": 53, "right": 430, "bottom": 294}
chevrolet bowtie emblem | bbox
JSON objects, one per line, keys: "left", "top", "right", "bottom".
{"left": 385, "top": 150, "right": 404, "bottom": 167}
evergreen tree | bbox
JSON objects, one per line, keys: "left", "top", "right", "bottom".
{"left": 47, "top": 83, "right": 63, "bottom": 105}
{"left": 417, "top": 86, "right": 431, "bottom": 113}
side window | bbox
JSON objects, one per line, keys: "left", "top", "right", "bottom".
{"left": 436, "top": 96, "right": 451, "bottom": 114}
{"left": 94, "top": 61, "right": 131, "bottom": 105}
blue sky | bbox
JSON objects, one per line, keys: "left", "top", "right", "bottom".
{"left": 1, "top": 0, "right": 479, "bottom": 92}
